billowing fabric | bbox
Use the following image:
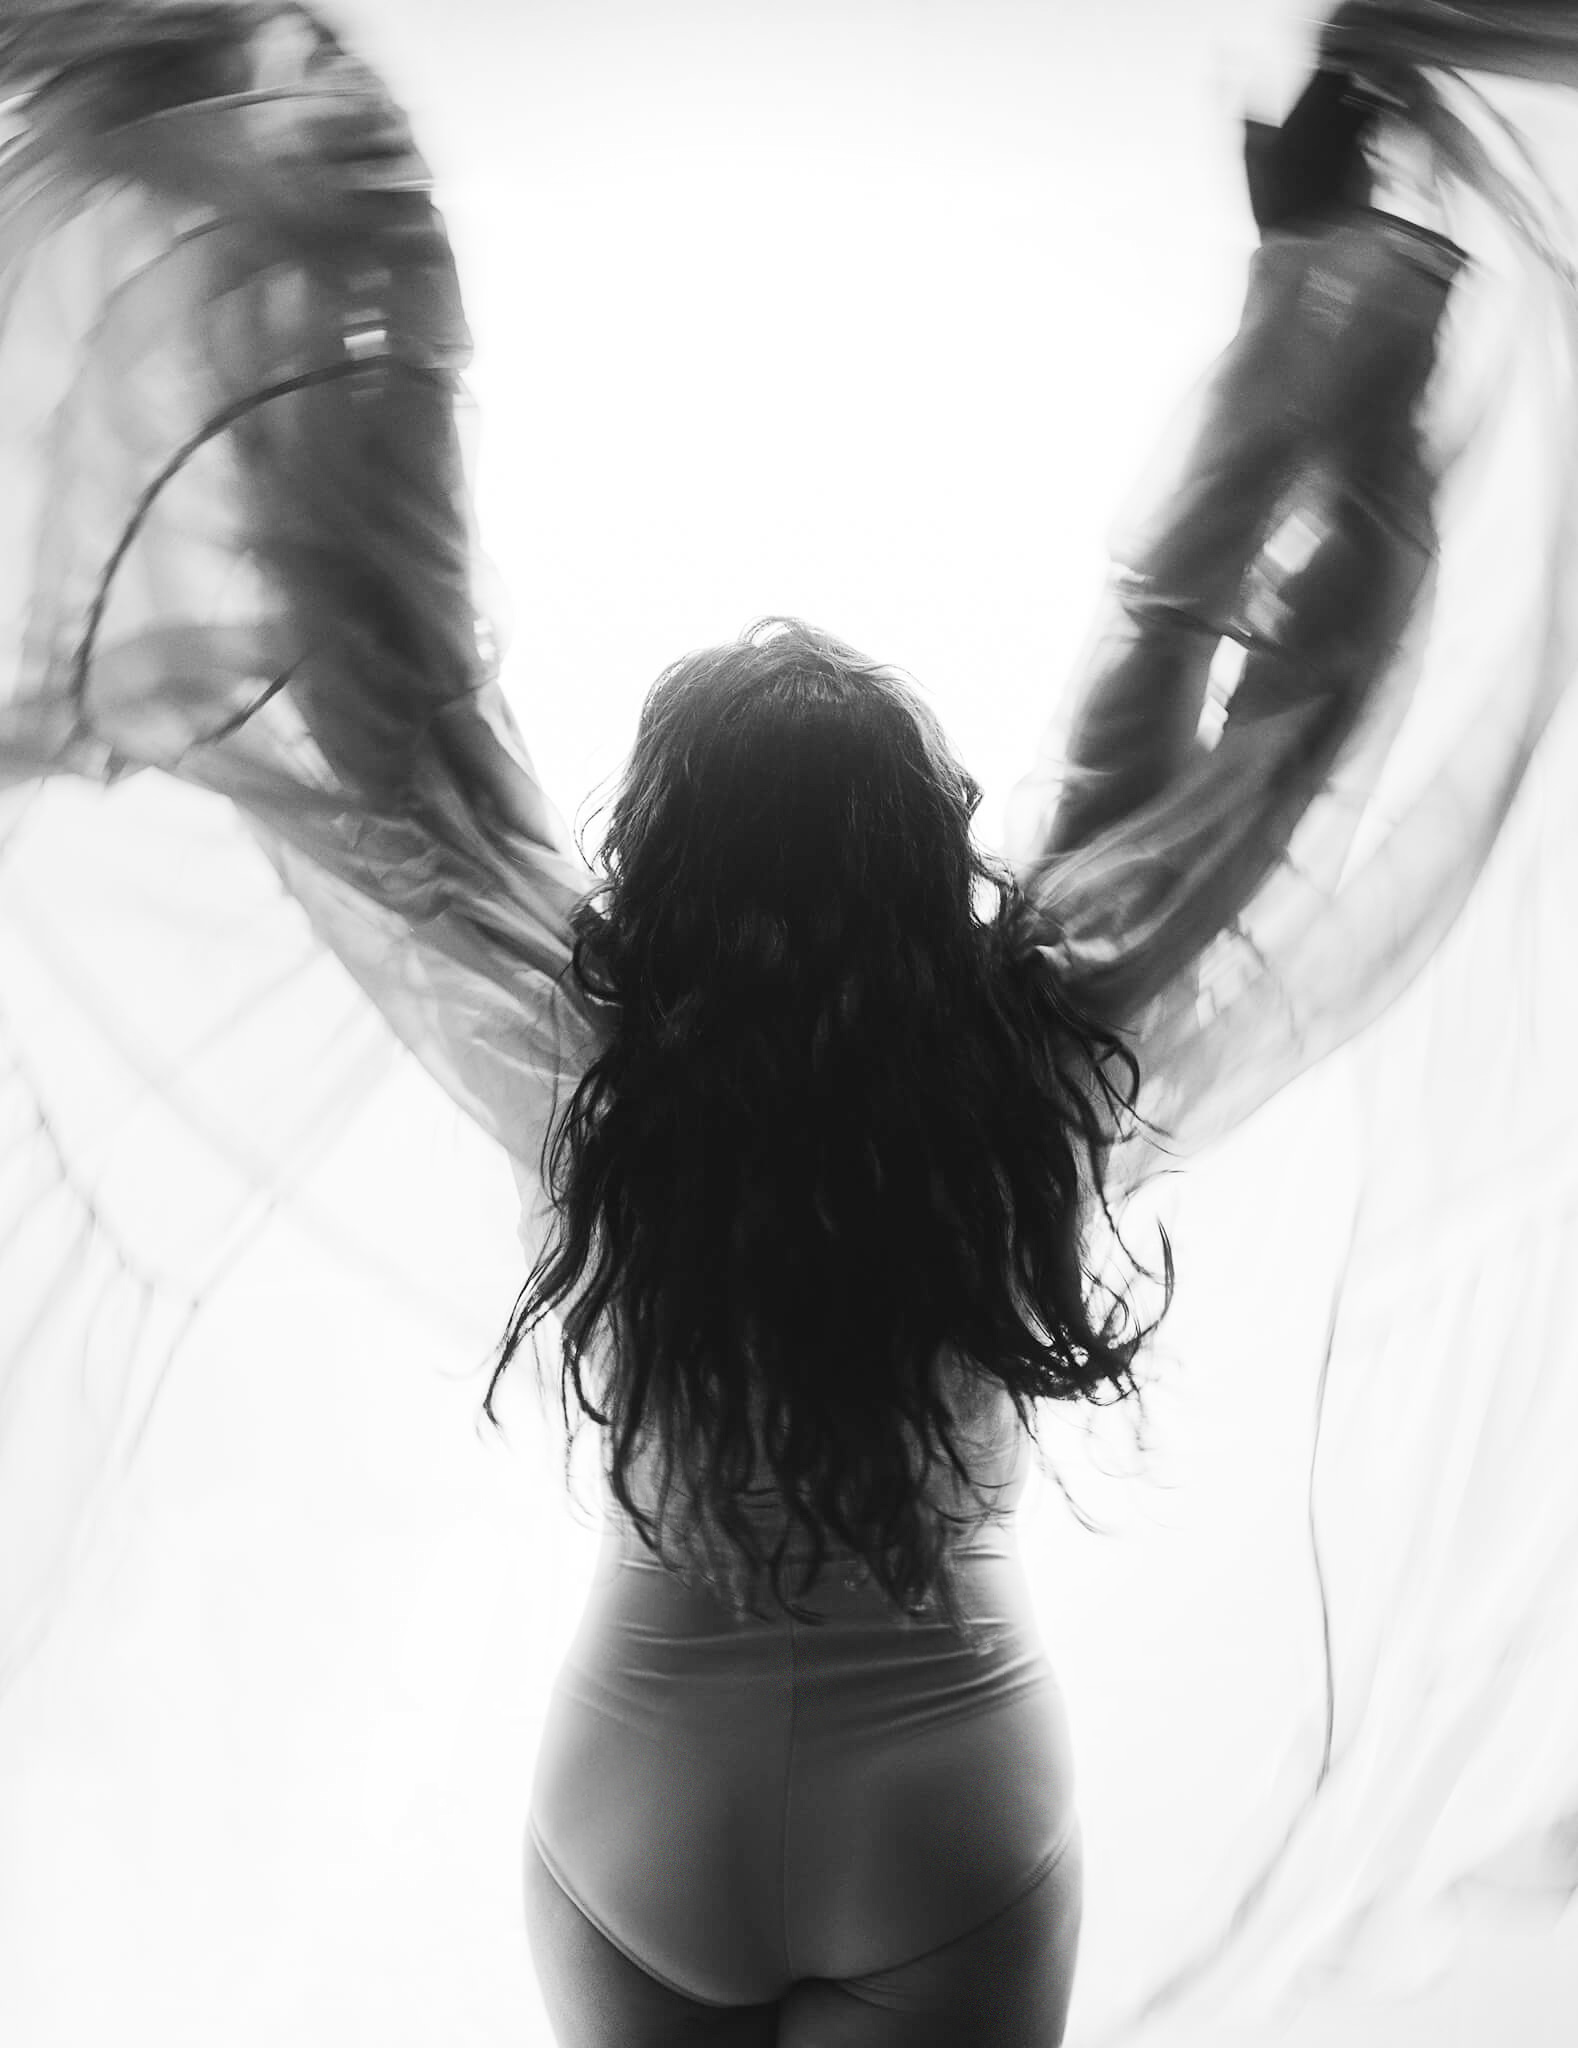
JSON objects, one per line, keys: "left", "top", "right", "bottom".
{"left": 1008, "top": 208, "right": 1466, "bottom": 1056}
{"left": 0, "top": 0, "right": 603, "bottom": 1691}
{"left": 1075, "top": 7, "right": 1578, "bottom": 2036}
{"left": 2, "top": 0, "right": 1578, "bottom": 2036}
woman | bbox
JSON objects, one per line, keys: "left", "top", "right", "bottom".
{"left": 2, "top": 3, "right": 1576, "bottom": 2043}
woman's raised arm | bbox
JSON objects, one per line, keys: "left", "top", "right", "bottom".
{"left": 0, "top": 1, "right": 604, "bottom": 1168}
{"left": 1005, "top": 42, "right": 1578, "bottom": 1188}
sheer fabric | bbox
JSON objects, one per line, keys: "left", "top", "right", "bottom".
{"left": 0, "top": 0, "right": 602, "bottom": 1687}
{"left": 1068, "top": 6, "right": 1578, "bottom": 2033}
{"left": 1, "top": 0, "right": 1577, "bottom": 2035}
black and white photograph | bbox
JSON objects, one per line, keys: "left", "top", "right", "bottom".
{"left": 3, "top": 3, "right": 1577, "bottom": 2043}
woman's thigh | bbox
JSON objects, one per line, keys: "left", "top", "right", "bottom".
{"left": 523, "top": 1828, "right": 780, "bottom": 2048}
{"left": 778, "top": 1824, "right": 1084, "bottom": 2048}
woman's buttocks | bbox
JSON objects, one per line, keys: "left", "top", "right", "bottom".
{"left": 529, "top": 1509, "right": 1077, "bottom": 2003}
{"left": 770, "top": 1523, "right": 1077, "bottom": 1981}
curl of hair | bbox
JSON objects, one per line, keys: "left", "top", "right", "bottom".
{"left": 487, "top": 618, "right": 1168, "bottom": 1648}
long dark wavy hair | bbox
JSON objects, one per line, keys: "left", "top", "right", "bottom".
{"left": 487, "top": 618, "right": 1167, "bottom": 1640}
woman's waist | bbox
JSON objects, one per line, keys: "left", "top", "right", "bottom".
{"left": 581, "top": 1502, "right": 1039, "bottom": 1659}
{"left": 610, "top": 1479, "right": 1020, "bottom": 1582}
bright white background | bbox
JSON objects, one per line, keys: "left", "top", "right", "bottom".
{"left": 2, "top": 2, "right": 1577, "bottom": 2043}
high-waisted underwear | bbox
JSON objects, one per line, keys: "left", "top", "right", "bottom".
{"left": 529, "top": 1501, "right": 1076, "bottom": 2006}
